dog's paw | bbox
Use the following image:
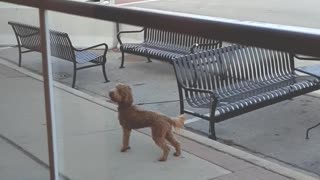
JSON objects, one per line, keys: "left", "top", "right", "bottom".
{"left": 120, "top": 146, "right": 131, "bottom": 152}
{"left": 173, "top": 152, "right": 181, "bottom": 157}
{"left": 158, "top": 157, "right": 167, "bottom": 162}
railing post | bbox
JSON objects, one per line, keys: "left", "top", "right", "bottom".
{"left": 115, "top": 22, "right": 120, "bottom": 49}
{"left": 108, "top": 0, "right": 120, "bottom": 48}
{"left": 39, "top": 6, "right": 60, "bottom": 180}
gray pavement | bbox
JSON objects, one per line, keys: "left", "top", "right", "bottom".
{"left": 1, "top": 61, "right": 302, "bottom": 180}
{"left": 0, "top": 139, "right": 49, "bottom": 180}
{"left": 0, "top": 63, "right": 232, "bottom": 180}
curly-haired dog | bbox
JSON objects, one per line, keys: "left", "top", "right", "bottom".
{"left": 109, "top": 84, "right": 185, "bottom": 161}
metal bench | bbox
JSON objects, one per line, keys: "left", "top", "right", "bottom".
{"left": 172, "top": 44, "right": 320, "bottom": 140}
{"left": 117, "top": 27, "right": 222, "bottom": 68}
{"left": 8, "top": 21, "right": 109, "bottom": 88}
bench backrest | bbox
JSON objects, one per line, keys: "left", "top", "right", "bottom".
{"left": 173, "top": 44, "right": 294, "bottom": 96}
{"left": 49, "top": 30, "right": 75, "bottom": 62}
{"left": 8, "top": 22, "right": 76, "bottom": 62}
{"left": 8, "top": 22, "right": 41, "bottom": 52}
{"left": 144, "top": 28, "right": 222, "bottom": 52}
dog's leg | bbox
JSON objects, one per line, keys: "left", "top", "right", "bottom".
{"left": 154, "top": 138, "right": 170, "bottom": 161}
{"left": 166, "top": 131, "right": 181, "bottom": 157}
{"left": 121, "top": 128, "right": 131, "bottom": 152}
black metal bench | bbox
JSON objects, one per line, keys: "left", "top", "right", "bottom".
{"left": 8, "top": 21, "right": 109, "bottom": 88}
{"left": 117, "top": 27, "right": 222, "bottom": 68}
{"left": 172, "top": 44, "right": 320, "bottom": 140}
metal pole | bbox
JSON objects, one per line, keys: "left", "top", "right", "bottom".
{"left": 115, "top": 22, "right": 120, "bottom": 49}
{"left": 39, "top": 7, "right": 60, "bottom": 180}
{"left": 108, "top": 0, "right": 119, "bottom": 48}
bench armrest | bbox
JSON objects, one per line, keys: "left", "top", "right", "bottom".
{"left": 294, "top": 55, "right": 320, "bottom": 79}
{"left": 74, "top": 43, "right": 108, "bottom": 62}
{"left": 181, "top": 87, "right": 218, "bottom": 107}
{"left": 117, "top": 28, "right": 145, "bottom": 46}
{"left": 190, "top": 41, "right": 222, "bottom": 53}
{"left": 295, "top": 65, "right": 320, "bottom": 79}
{"left": 180, "top": 85, "right": 217, "bottom": 99}
{"left": 294, "top": 55, "right": 320, "bottom": 61}
{"left": 74, "top": 43, "right": 108, "bottom": 52}
{"left": 184, "top": 87, "right": 216, "bottom": 96}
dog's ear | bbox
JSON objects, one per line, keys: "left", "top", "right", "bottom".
{"left": 121, "top": 86, "right": 133, "bottom": 106}
{"left": 117, "top": 84, "right": 133, "bottom": 106}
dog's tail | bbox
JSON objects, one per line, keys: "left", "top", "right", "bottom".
{"left": 169, "top": 114, "right": 185, "bottom": 130}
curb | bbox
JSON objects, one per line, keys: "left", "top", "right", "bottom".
{"left": 0, "top": 58, "right": 318, "bottom": 180}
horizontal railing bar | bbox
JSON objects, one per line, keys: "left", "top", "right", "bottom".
{"left": 2, "top": 0, "right": 320, "bottom": 57}
{"left": 0, "top": 0, "right": 39, "bottom": 8}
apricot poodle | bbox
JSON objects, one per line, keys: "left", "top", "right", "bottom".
{"left": 109, "top": 84, "right": 185, "bottom": 161}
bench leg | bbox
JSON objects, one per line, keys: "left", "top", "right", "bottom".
{"left": 179, "top": 101, "right": 184, "bottom": 115}
{"left": 178, "top": 86, "right": 184, "bottom": 115}
{"left": 102, "top": 64, "right": 109, "bottom": 83}
{"left": 18, "top": 47, "right": 22, "bottom": 67}
{"left": 209, "top": 119, "right": 217, "bottom": 140}
{"left": 120, "top": 51, "right": 125, "bottom": 68}
{"left": 208, "top": 103, "right": 217, "bottom": 140}
{"left": 147, "top": 57, "right": 152, "bottom": 63}
{"left": 72, "top": 64, "right": 77, "bottom": 88}
{"left": 306, "top": 121, "right": 320, "bottom": 139}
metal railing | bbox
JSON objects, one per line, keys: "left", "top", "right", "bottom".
{"left": 2, "top": 0, "right": 320, "bottom": 57}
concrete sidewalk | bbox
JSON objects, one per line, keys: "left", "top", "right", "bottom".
{"left": 0, "top": 59, "right": 312, "bottom": 180}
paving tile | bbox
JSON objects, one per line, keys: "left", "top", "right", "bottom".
{"left": 178, "top": 137, "right": 254, "bottom": 172}
{"left": 211, "top": 166, "right": 291, "bottom": 180}
{"left": 0, "top": 139, "right": 49, "bottom": 180}
{"left": 0, "top": 76, "right": 120, "bottom": 145}
{"left": 138, "top": 128, "right": 254, "bottom": 172}
{"left": 0, "top": 64, "right": 26, "bottom": 78}
{"left": 22, "top": 129, "right": 231, "bottom": 180}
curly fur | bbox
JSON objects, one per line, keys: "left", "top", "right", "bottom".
{"left": 109, "top": 84, "right": 185, "bottom": 161}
